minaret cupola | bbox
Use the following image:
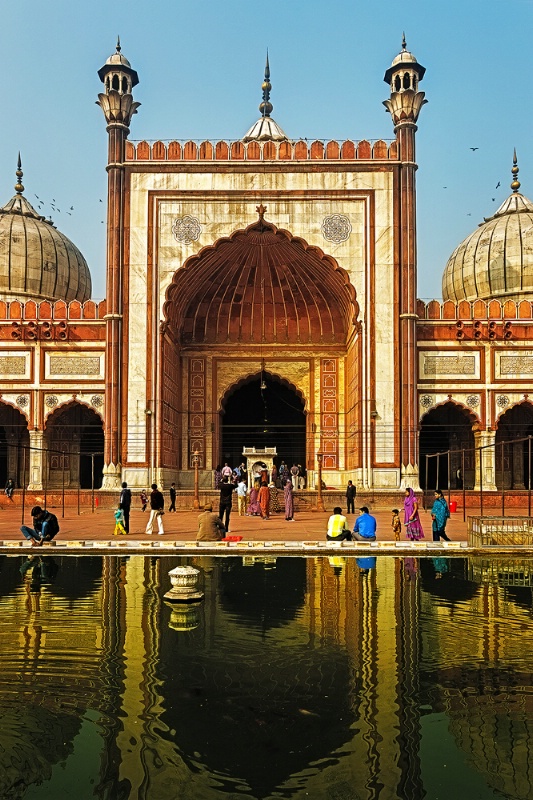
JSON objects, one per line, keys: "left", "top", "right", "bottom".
{"left": 97, "top": 37, "right": 140, "bottom": 128}
{"left": 243, "top": 53, "right": 288, "bottom": 142}
{"left": 383, "top": 35, "right": 427, "bottom": 127}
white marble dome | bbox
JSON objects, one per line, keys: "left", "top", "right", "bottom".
{"left": 0, "top": 186, "right": 91, "bottom": 303}
{"left": 442, "top": 190, "right": 533, "bottom": 303}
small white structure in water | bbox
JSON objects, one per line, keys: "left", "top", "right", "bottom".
{"left": 164, "top": 565, "right": 204, "bottom": 603}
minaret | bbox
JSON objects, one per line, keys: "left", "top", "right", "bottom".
{"left": 383, "top": 36, "right": 427, "bottom": 489}
{"left": 97, "top": 39, "right": 140, "bottom": 489}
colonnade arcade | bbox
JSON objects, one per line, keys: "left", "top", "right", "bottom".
{"left": 419, "top": 399, "right": 533, "bottom": 491}
{"left": 0, "top": 400, "right": 104, "bottom": 490}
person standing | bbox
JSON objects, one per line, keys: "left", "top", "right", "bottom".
{"left": 431, "top": 490, "right": 451, "bottom": 542}
{"left": 214, "top": 465, "right": 222, "bottom": 490}
{"left": 391, "top": 508, "right": 402, "bottom": 541}
{"left": 169, "top": 482, "right": 177, "bottom": 512}
{"left": 140, "top": 489, "right": 148, "bottom": 512}
{"left": 219, "top": 476, "right": 236, "bottom": 532}
{"left": 247, "top": 482, "right": 261, "bottom": 515}
{"left": 346, "top": 480, "right": 356, "bottom": 514}
{"left": 120, "top": 481, "right": 132, "bottom": 533}
{"left": 290, "top": 463, "right": 299, "bottom": 487}
{"left": 284, "top": 480, "right": 295, "bottom": 521}
{"left": 145, "top": 483, "right": 165, "bottom": 535}
{"left": 297, "top": 464, "right": 305, "bottom": 489}
{"left": 352, "top": 506, "right": 377, "bottom": 542}
{"left": 197, "top": 503, "right": 226, "bottom": 541}
{"left": 403, "top": 488, "right": 424, "bottom": 540}
{"left": 114, "top": 505, "right": 127, "bottom": 536}
{"left": 326, "top": 506, "right": 351, "bottom": 541}
{"left": 236, "top": 478, "right": 247, "bottom": 516}
{"left": 258, "top": 481, "right": 270, "bottom": 520}
{"left": 221, "top": 462, "right": 233, "bottom": 481}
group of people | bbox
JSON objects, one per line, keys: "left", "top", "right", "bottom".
{"left": 215, "top": 475, "right": 296, "bottom": 534}
{"left": 214, "top": 460, "right": 306, "bottom": 490}
{"left": 335, "top": 485, "right": 452, "bottom": 543}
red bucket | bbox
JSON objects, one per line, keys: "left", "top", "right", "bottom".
{"left": 449, "top": 500, "right": 457, "bottom": 513}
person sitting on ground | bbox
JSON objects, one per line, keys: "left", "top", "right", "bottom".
{"left": 326, "top": 506, "right": 352, "bottom": 541}
{"left": 5, "top": 478, "right": 15, "bottom": 499}
{"left": 352, "top": 506, "right": 377, "bottom": 542}
{"left": 20, "top": 506, "right": 60, "bottom": 547}
{"left": 197, "top": 503, "right": 226, "bottom": 541}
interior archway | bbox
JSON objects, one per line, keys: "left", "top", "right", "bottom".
{"left": 419, "top": 402, "right": 475, "bottom": 490}
{"left": 495, "top": 402, "right": 533, "bottom": 489}
{"left": 45, "top": 403, "right": 104, "bottom": 488}
{"left": 220, "top": 373, "right": 306, "bottom": 469}
{"left": 0, "top": 403, "right": 29, "bottom": 488}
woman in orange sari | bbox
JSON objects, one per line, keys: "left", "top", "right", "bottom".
{"left": 258, "top": 481, "right": 270, "bottom": 520}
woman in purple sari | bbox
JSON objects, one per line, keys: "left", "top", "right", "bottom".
{"left": 247, "top": 483, "right": 261, "bottom": 516}
{"left": 284, "top": 480, "right": 295, "bottom": 521}
{"left": 403, "top": 488, "right": 424, "bottom": 540}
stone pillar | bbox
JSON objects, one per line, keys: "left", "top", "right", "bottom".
{"left": 27, "top": 429, "right": 45, "bottom": 490}
{"left": 474, "top": 430, "right": 497, "bottom": 491}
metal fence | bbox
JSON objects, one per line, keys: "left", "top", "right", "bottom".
{"left": 424, "top": 434, "right": 533, "bottom": 521}
{"left": 468, "top": 516, "right": 533, "bottom": 547}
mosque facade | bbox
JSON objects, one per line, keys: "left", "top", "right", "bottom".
{"left": 0, "top": 40, "right": 532, "bottom": 495}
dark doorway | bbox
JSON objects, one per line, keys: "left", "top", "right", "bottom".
{"left": 496, "top": 403, "right": 533, "bottom": 490}
{"left": 221, "top": 373, "right": 306, "bottom": 468}
{"left": 419, "top": 402, "right": 475, "bottom": 490}
{"left": 45, "top": 404, "right": 104, "bottom": 488}
{"left": 0, "top": 404, "right": 29, "bottom": 488}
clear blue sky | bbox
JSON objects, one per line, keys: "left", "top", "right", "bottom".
{"left": 1, "top": 0, "right": 532, "bottom": 300}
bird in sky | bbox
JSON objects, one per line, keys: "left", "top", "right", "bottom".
{"left": 495, "top": 181, "right": 501, "bottom": 189}
{"left": 34, "top": 194, "right": 39, "bottom": 200}
{"left": 67, "top": 212, "right": 71, "bottom": 216}
{"left": 492, "top": 198, "right": 495, "bottom": 202}
{"left": 99, "top": 199, "right": 103, "bottom": 203}
{"left": 470, "top": 147, "right": 479, "bottom": 151}
{"left": 70, "top": 206, "right": 74, "bottom": 210}
{"left": 443, "top": 186, "right": 447, "bottom": 189}
{"left": 467, "top": 213, "right": 472, "bottom": 216}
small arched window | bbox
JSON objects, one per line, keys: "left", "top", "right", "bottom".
{"left": 112, "top": 74, "right": 119, "bottom": 91}
{"left": 403, "top": 72, "right": 411, "bottom": 89}
{"left": 122, "top": 76, "right": 128, "bottom": 93}
{"left": 394, "top": 75, "right": 401, "bottom": 91}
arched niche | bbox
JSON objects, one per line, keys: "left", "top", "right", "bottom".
{"left": 495, "top": 401, "right": 533, "bottom": 490}
{"left": 0, "top": 402, "right": 29, "bottom": 489}
{"left": 419, "top": 401, "right": 477, "bottom": 489}
{"left": 44, "top": 402, "right": 104, "bottom": 488}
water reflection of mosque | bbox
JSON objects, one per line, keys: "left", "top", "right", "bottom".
{"left": 2, "top": 555, "right": 533, "bottom": 798}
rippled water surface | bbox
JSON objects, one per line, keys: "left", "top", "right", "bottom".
{"left": 2, "top": 554, "right": 533, "bottom": 799}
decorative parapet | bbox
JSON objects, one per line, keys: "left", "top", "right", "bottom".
{"left": 416, "top": 298, "right": 533, "bottom": 321}
{"left": 416, "top": 298, "right": 533, "bottom": 342}
{"left": 0, "top": 299, "right": 107, "bottom": 321}
{"left": 125, "top": 138, "right": 398, "bottom": 162}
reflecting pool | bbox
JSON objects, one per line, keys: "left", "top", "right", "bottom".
{"left": 2, "top": 554, "right": 533, "bottom": 799}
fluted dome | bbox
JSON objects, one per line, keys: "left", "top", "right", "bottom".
{"left": 0, "top": 186, "right": 91, "bottom": 303}
{"left": 442, "top": 190, "right": 533, "bottom": 303}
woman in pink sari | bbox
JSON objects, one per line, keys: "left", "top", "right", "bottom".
{"left": 403, "top": 488, "right": 424, "bottom": 540}
{"left": 247, "top": 482, "right": 261, "bottom": 516}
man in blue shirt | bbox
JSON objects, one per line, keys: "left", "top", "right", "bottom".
{"left": 353, "top": 506, "right": 377, "bottom": 541}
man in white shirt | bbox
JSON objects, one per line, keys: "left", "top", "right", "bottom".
{"left": 236, "top": 479, "right": 247, "bottom": 516}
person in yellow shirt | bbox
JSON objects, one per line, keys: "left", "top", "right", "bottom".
{"left": 326, "top": 506, "right": 352, "bottom": 541}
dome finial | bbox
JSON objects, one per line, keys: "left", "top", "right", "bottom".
{"left": 116, "top": 35, "right": 121, "bottom": 53}
{"left": 14, "top": 152, "right": 24, "bottom": 195}
{"left": 402, "top": 32, "right": 407, "bottom": 50}
{"left": 259, "top": 50, "right": 273, "bottom": 118}
{"left": 511, "top": 149, "right": 521, "bottom": 193}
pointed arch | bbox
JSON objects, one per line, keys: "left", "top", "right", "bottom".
{"left": 419, "top": 400, "right": 476, "bottom": 490}
{"left": 163, "top": 216, "right": 359, "bottom": 345}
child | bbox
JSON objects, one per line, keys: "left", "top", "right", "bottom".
{"left": 140, "top": 489, "right": 148, "bottom": 512}
{"left": 114, "top": 504, "right": 127, "bottom": 536}
{"left": 391, "top": 508, "right": 402, "bottom": 541}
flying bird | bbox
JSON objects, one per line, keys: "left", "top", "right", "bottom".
{"left": 470, "top": 147, "right": 479, "bottom": 152}
{"left": 34, "top": 194, "right": 39, "bottom": 200}
{"left": 70, "top": 206, "right": 74, "bottom": 210}
{"left": 467, "top": 213, "right": 472, "bottom": 216}
{"left": 99, "top": 199, "right": 103, "bottom": 203}
{"left": 495, "top": 182, "right": 500, "bottom": 189}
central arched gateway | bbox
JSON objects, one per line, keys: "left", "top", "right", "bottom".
{"left": 220, "top": 372, "right": 306, "bottom": 469}
{"left": 157, "top": 211, "right": 361, "bottom": 486}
